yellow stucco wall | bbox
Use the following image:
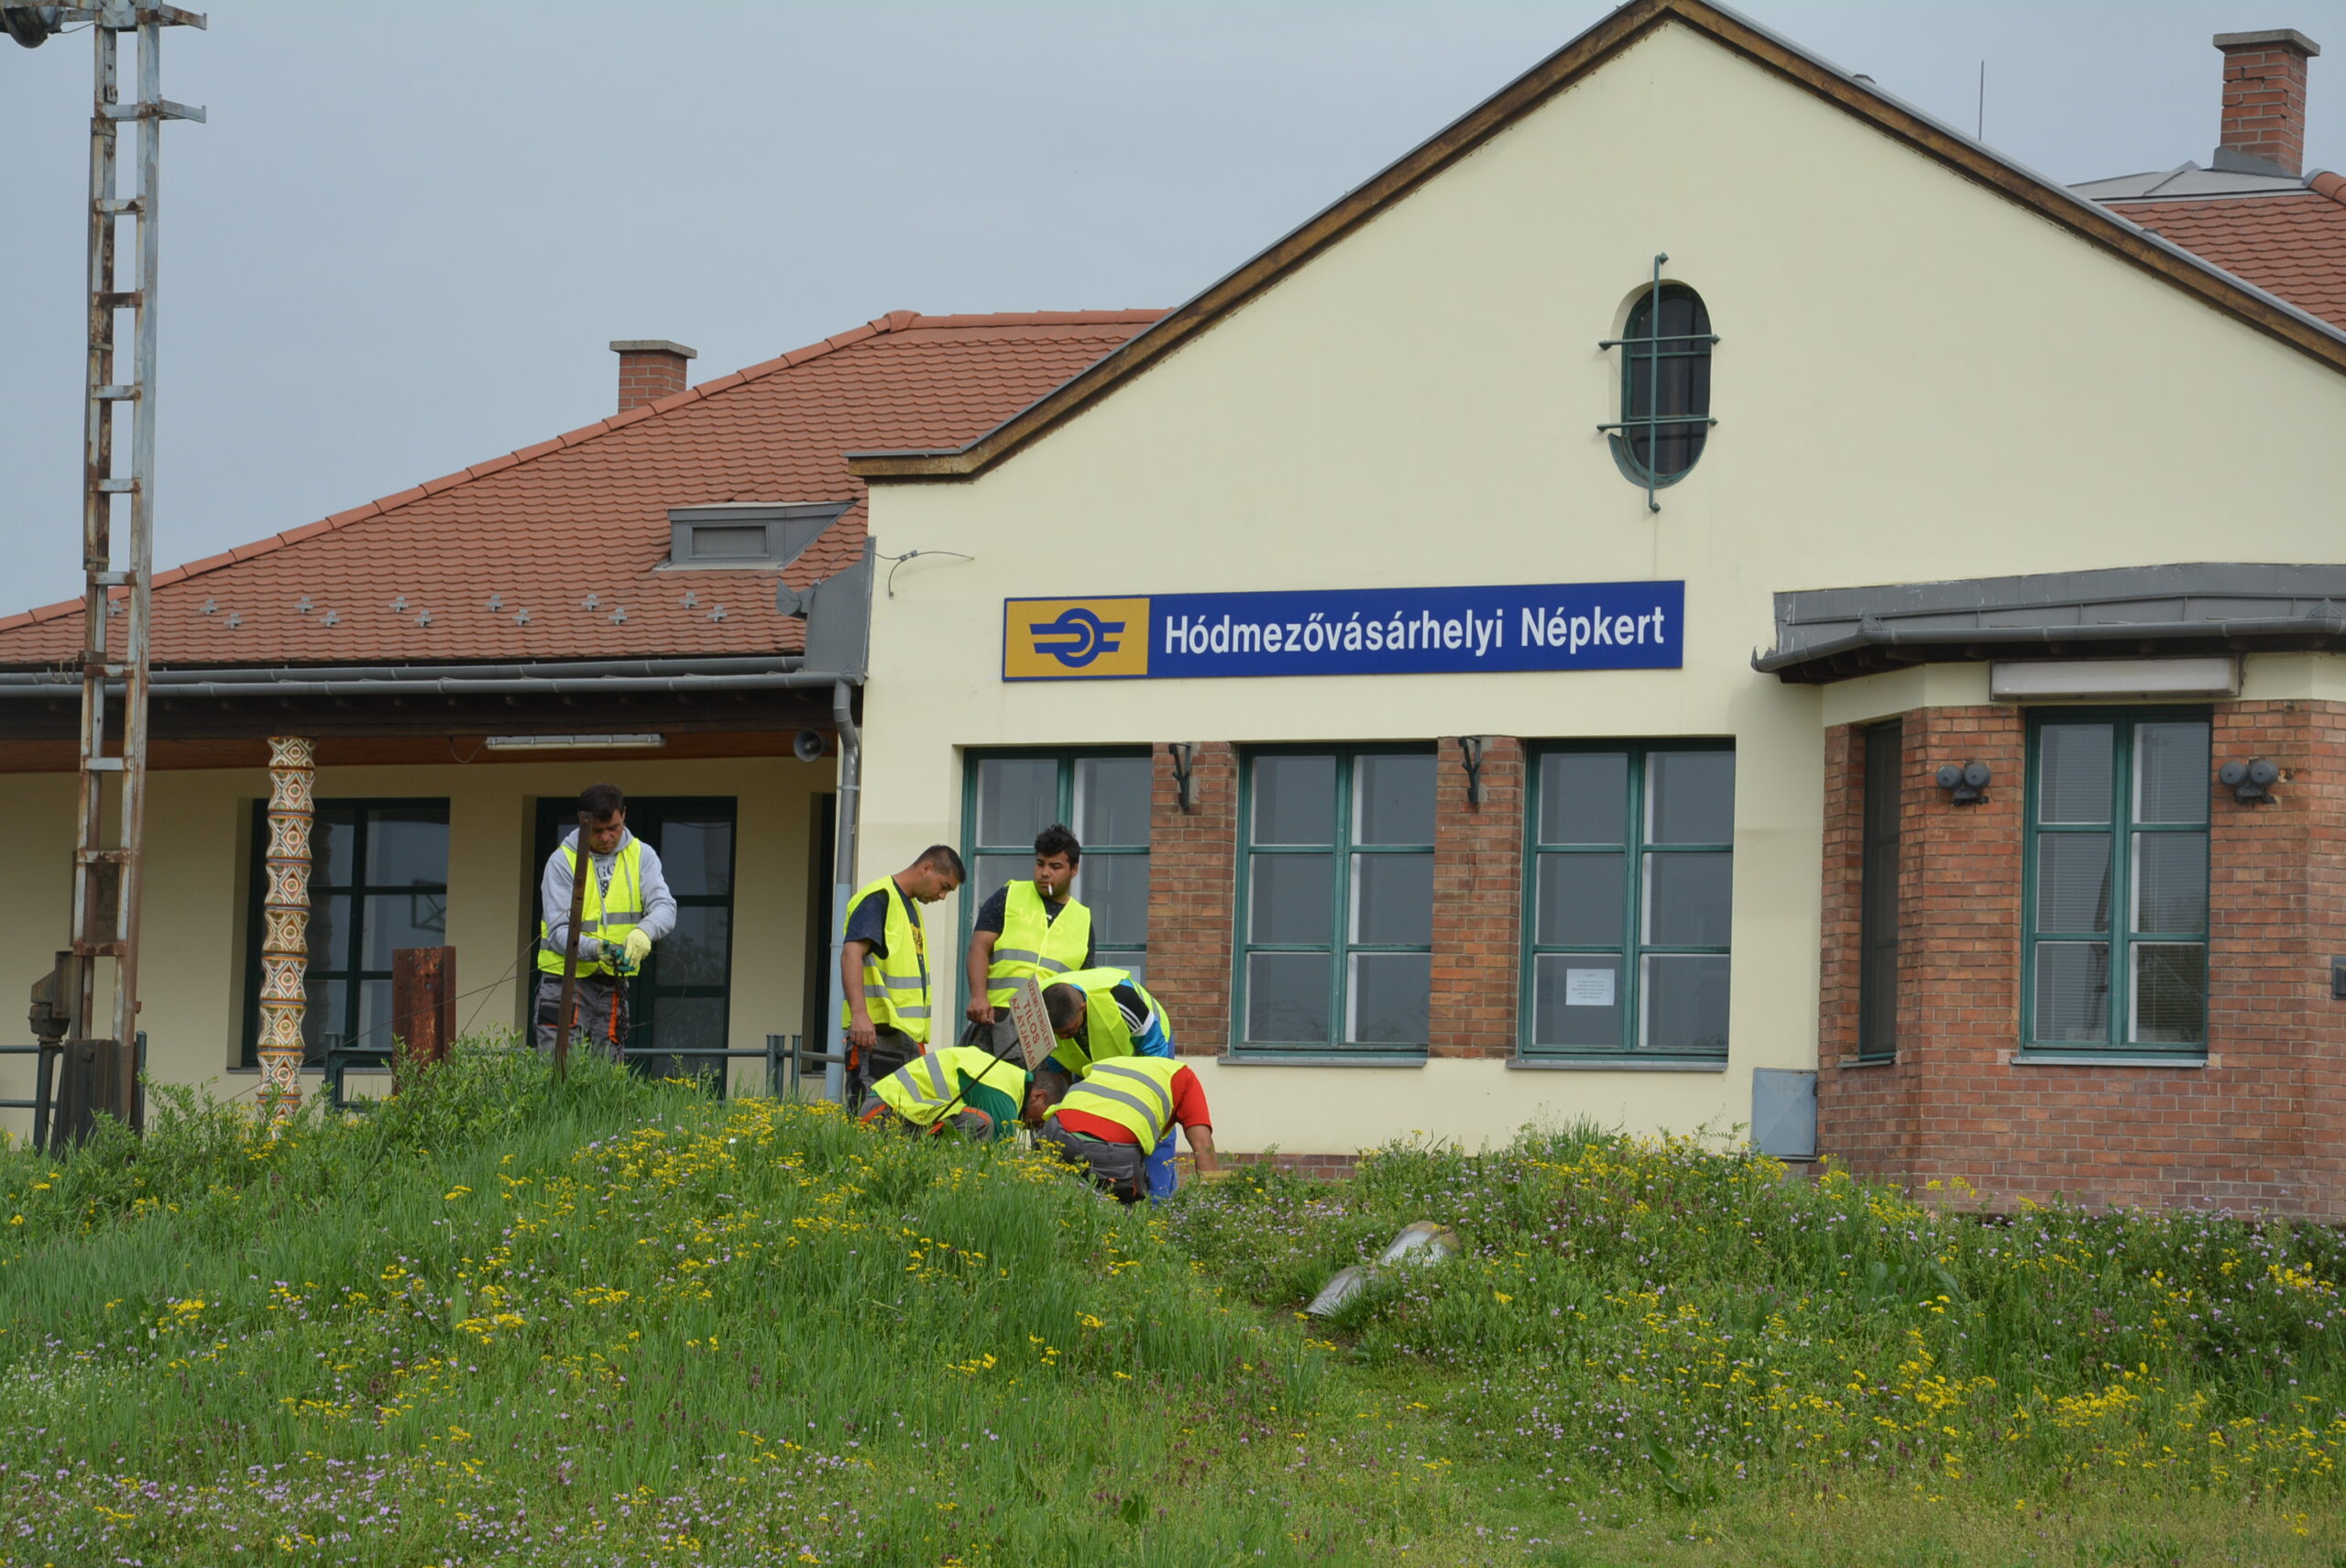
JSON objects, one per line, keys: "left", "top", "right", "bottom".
{"left": 853, "top": 22, "right": 2346, "bottom": 1154}
{"left": 2, "top": 756, "right": 826, "bottom": 1137}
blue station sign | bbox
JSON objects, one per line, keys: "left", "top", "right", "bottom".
{"left": 1003, "top": 581, "right": 1684, "bottom": 682}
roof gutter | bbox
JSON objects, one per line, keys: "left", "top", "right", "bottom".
{"left": 1755, "top": 612, "right": 2346, "bottom": 675}
{"left": 0, "top": 654, "right": 858, "bottom": 700}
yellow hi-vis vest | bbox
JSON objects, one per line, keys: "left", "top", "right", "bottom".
{"left": 841, "top": 874, "right": 933, "bottom": 1044}
{"left": 874, "top": 1044, "right": 1025, "bottom": 1126}
{"left": 1044, "top": 968, "right": 1167, "bottom": 1077}
{"left": 536, "top": 836, "right": 646, "bottom": 979}
{"left": 986, "top": 879, "right": 1091, "bottom": 1009}
{"left": 1048, "top": 1056, "right": 1185, "bottom": 1146}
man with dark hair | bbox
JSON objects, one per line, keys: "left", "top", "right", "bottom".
{"left": 1039, "top": 966, "right": 1186, "bottom": 1199}
{"left": 1040, "top": 1056, "right": 1222, "bottom": 1204}
{"left": 840, "top": 846, "right": 965, "bottom": 1102}
{"left": 535, "top": 783, "right": 676, "bottom": 1058}
{"left": 963, "top": 823, "right": 1091, "bottom": 1036}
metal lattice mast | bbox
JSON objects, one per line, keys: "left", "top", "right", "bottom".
{"left": 61, "top": 4, "right": 204, "bottom": 1060}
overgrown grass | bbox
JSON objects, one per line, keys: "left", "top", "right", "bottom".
{"left": 1, "top": 1061, "right": 2341, "bottom": 1565}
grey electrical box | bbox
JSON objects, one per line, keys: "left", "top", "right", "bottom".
{"left": 1750, "top": 1068, "right": 1817, "bottom": 1161}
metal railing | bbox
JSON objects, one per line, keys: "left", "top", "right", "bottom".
{"left": 1, "top": 1033, "right": 147, "bottom": 1151}
{"left": 322, "top": 1034, "right": 819, "bottom": 1113}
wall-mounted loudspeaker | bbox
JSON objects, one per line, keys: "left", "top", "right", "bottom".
{"left": 793, "top": 729, "right": 828, "bottom": 763}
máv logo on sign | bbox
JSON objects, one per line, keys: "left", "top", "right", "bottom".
{"left": 1029, "top": 606, "right": 1124, "bottom": 667}
{"left": 1002, "top": 598, "right": 1153, "bottom": 680}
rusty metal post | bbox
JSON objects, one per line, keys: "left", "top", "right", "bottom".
{"left": 389, "top": 947, "right": 456, "bottom": 1079}
{"left": 255, "top": 736, "right": 315, "bottom": 1120}
{"left": 551, "top": 812, "right": 592, "bottom": 1080}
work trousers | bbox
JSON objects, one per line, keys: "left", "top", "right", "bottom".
{"left": 533, "top": 971, "right": 626, "bottom": 1061}
{"left": 1038, "top": 1125, "right": 1147, "bottom": 1204}
{"left": 849, "top": 1025, "right": 921, "bottom": 1108}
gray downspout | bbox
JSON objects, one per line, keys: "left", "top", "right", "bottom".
{"left": 823, "top": 679, "right": 861, "bottom": 1104}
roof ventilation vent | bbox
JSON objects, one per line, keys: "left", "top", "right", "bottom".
{"left": 664, "top": 501, "right": 851, "bottom": 572}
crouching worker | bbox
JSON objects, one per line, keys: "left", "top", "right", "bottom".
{"left": 1038, "top": 1057, "right": 1221, "bottom": 1204}
{"left": 860, "top": 1043, "right": 1045, "bottom": 1142}
{"left": 1040, "top": 969, "right": 1182, "bottom": 1198}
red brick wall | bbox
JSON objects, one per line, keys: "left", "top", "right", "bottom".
{"left": 1430, "top": 736, "right": 1524, "bottom": 1058}
{"left": 616, "top": 350, "right": 691, "bottom": 411}
{"left": 1149, "top": 742, "right": 1238, "bottom": 1055}
{"left": 2219, "top": 37, "right": 2314, "bottom": 177}
{"left": 1818, "top": 699, "right": 2346, "bottom": 1219}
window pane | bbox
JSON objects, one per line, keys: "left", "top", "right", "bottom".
{"left": 1536, "top": 852, "right": 1624, "bottom": 947}
{"left": 1103, "top": 949, "right": 1146, "bottom": 984}
{"left": 2132, "top": 944, "right": 2207, "bottom": 1045}
{"left": 976, "top": 758, "right": 1058, "bottom": 848}
{"left": 1252, "top": 755, "right": 1335, "bottom": 845}
{"left": 661, "top": 905, "right": 733, "bottom": 987}
{"left": 2133, "top": 832, "right": 2208, "bottom": 933}
{"left": 1080, "top": 854, "right": 1149, "bottom": 949}
{"left": 644, "top": 996, "right": 728, "bottom": 1083}
{"left": 365, "top": 811, "right": 448, "bottom": 887}
{"left": 1348, "top": 953, "right": 1430, "bottom": 1045}
{"left": 1246, "top": 952, "right": 1329, "bottom": 1043}
{"left": 300, "top": 977, "right": 349, "bottom": 1062}
{"left": 1648, "top": 751, "right": 1734, "bottom": 844}
{"left": 1641, "top": 954, "right": 1729, "bottom": 1052}
{"left": 1540, "top": 752, "right": 1628, "bottom": 845}
{"left": 1354, "top": 754, "right": 1435, "bottom": 845}
{"left": 2036, "top": 834, "right": 2113, "bottom": 933}
{"left": 1531, "top": 953, "right": 1621, "bottom": 1047}
{"left": 2038, "top": 725, "right": 2114, "bottom": 825}
{"left": 2034, "top": 942, "right": 2110, "bottom": 1042}
{"left": 1351, "top": 853, "right": 1432, "bottom": 946}
{"left": 2134, "top": 722, "right": 2210, "bottom": 825}
{"left": 655, "top": 817, "right": 734, "bottom": 899}
{"left": 357, "top": 978, "right": 394, "bottom": 1058}
{"left": 1074, "top": 757, "right": 1152, "bottom": 847}
{"left": 310, "top": 814, "right": 356, "bottom": 888}
{"left": 310, "top": 893, "right": 355, "bottom": 973}
{"left": 1644, "top": 852, "right": 1732, "bottom": 947}
{"left": 363, "top": 891, "right": 449, "bottom": 968}
{"left": 1249, "top": 854, "right": 1332, "bottom": 945}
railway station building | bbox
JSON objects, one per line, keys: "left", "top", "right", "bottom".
{"left": 6, "top": 0, "right": 2346, "bottom": 1214}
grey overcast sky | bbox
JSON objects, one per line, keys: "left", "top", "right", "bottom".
{"left": 2, "top": 2, "right": 2341, "bottom": 620}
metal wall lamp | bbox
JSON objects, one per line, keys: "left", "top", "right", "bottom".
{"left": 1459, "top": 736, "right": 1489, "bottom": 808}
{"left": 2218, "top": 758, "right": 2280, "bottom": 804}
{"left": 1168, "top": 742, "right": 1199, "bottom": 813}
{"left": 1935, "top": 762, "right": 1990, "bottom": 805}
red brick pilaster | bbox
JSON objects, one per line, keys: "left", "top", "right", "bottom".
{"left": 1431, "top": 736, "right": 1524, "bottom": 1058}
{"left": 1149, "top": 742, "right": 1237, "bottom": 1055}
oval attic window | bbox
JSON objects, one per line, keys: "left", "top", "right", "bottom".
{"left": 1610, "top": 281, "right": 1714, "bottom": 492}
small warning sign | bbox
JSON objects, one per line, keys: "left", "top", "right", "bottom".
{"left": 1003, "top": 977, "right": 1054, "bottom": 1069}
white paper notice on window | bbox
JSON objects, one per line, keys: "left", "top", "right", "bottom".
{"left": 1565, "top": 968, "right": 1616, "bottom": 1007}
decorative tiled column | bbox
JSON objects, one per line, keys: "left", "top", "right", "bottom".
{"left": 257, "top": 736, "right": 316, "bottom": 1122}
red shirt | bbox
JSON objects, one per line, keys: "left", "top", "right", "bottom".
{"left": 1055, "top": 1062, "right": 1210, "bottom": 1146}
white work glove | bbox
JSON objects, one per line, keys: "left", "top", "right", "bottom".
{"left": 622, "top": 929, "right": 653, "bottom": 968}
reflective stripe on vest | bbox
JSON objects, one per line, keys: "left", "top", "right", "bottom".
{"left": 875, "top": 1045, "right": 1024, "bottom": 1125}
{"left": 1049, "top": 1056, "right": 1183, "bottom": 1146}
{"left": 987, "top": 880, "right": 1091, "bottom": 1007}
{"left": 1045, "top": 968, "right": 1168, "bottom": 1076}
{"left": 536, "top": 836, "right": 645, "bottom": 979}
{"left": 841, "top": 875, "right": 933, "bottom": 1044}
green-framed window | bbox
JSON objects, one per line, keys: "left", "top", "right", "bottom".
{"left": 529, "top": 796, "right": 740, "bottom": 1085}
{"left": 961, "top": 751, "right": 1152, "bottom": 1000}
{"left": 1522, "top": 743, "right": 1734, "bottom": 1058}
{"left": 2023, "top": 711, "right": 2210, "bottom": 1056}
{"left": 1602, "top": 280, "right": 1716, "bottom": 498}
{"left": 240, "top": 799, "right": 449, "bottom": 1069}
{"left": 1235, "top": 748, "right": 1434, "bottom": 1054}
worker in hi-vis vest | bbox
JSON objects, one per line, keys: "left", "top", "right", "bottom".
{"left": 962, "top": 822, "right": 1092, "bottom": 1047}
{"left": 535, "top": 783, "right": 677, "bottom": 1059}
{"left": 839, "top": 845, "right": 965, "bottom": 1102}
{"left": 859, "top": 1043, "right": 1048, "bottom": 1142}
{"left": 1040, "top": 1055, "right": 1222, "bottom": 1204}
{"left": 1040, "top": 968, "right": 1184, "bottom": 1200}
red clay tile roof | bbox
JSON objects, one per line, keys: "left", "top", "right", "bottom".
{"left": 2105, "top": 175, "right": 2346, "bottom": 333}
{"left": 0, "top": 310, "right": 1159, "bottom": 669}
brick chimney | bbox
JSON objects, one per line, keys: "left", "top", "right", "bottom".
{"left": 2214, "top": 28, "right": 2320, "bottom": 177}
{"left": 609, "top": 340, "right": 697, "bottom": 411}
